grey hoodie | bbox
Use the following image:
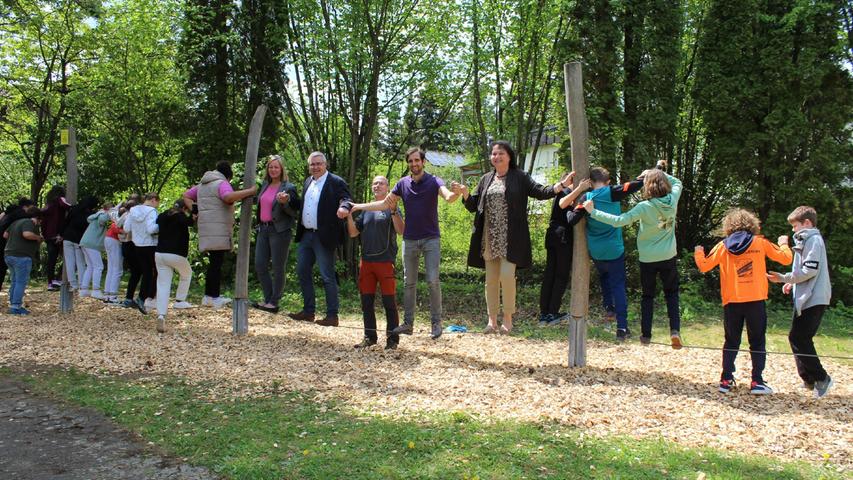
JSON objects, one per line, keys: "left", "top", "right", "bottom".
{"left": 781, "top": 228, "right": 831, "bottom": 315}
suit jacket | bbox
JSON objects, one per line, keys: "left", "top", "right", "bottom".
{"left": 463, "top": 168, "right": 556, "bottom": 269}
{"left": 295, "top": 172, "right": 351, "bottom": 250}
{"left": 256, "top": 181, "right": 301, "bottom": 234}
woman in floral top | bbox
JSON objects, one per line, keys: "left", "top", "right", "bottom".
{"left": 461, "top": 141, "right": 572, "bottom": 334}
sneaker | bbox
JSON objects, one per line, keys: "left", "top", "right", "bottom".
{"left": 639, "top": 336, "right": 651, "bottom": 345}
{"left": 135, "top": 298, "right": 147, "bottom": 315}
{"left": 430, "top": 321, "right": 443, "bottom": 340}
{"left": 802, "top": 381, "right": 815, "bottom": 391}
{"left": 552, "top": 312, "right": 570, "bottom": 323}
{"left": 384, "top": 339, "right": 399, "bottom": 350}
{"left": 91, "top": 291, "right": 105, "bottom": 300}
{"left": 156, "top": 315, "right": 166, "bottom": 333}
{"left": 616, "top": 328, "right": 630, "bottom": 342}
{"left": 354, "top": 337, "right": 377, "bottom": 349}
{"left": 750, "top": 380, "right": 774, "bottom": 395}
{"left": 47, "top": 282, "right": 60, "bottom": 292}
{"left": 173, "top": 301, "right": 194, "bottom": 309}
{"left": 201, "top": 295, "right": 214, "bottom": 307}
{"left": 718, "top": 378, "right": 736, "bottom": 393}
{"left": 391, "top": 323, "right": 413, "bottom": 335}
{"left": 670, "top": 330, "right": 683, "bottom": 350}
{"left": 538, "top": 313, "right": 551, "bottom": 327}
{"left": 211, "top": 296, "right": 232, "bottom": 309}
{"left": 814, "top": 376, "right": 834, "bottom": 399}
{"left": 121, "top": 298, "right": 136, "bottom": 308}
{"left": 8, "top": 307, "right": 29, "bottom": 315}
{"left": 105, "top": 297, "right": 123, "bottom": 306}
{"left": 144, "top": 297, "right": 156, "bottom": 309}
{"left": 79, "top": 290, "right": 90, "bottom": 298}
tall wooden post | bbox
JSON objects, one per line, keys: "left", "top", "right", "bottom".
{"left": 564, "top": 62, "right": 591, "bottom": 367}
{"left": 232, "top": 105, "right": 267, "bottom": 335}
{"left": 59, "top": 127, "right": 78, "bottom": 313}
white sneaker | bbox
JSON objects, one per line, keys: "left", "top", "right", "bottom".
{"left": 173, "top": 301, "right": 194, "bottom": 309}
{"left": 156, "top": 315, "right": 166, "bottom": 333}
{"left": 79, "top": 290, "right": 90, "bottom": 297}
{"left": 144, "top": 298, "right": 156, "bottom": 309}
{"left": 91, "top": 290, "right": 105, "bottom": 300}
{"left": 211, "top": 296, "right": 232, "bottom": 309}
{"left": 201, "top": 295, "right": 214, "bottom": 307}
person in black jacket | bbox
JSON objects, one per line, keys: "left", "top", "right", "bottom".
{"left": 61, "top": 196, "right": 98, "bottom": 291}
{"left": 288, "top": 151, "right": 352, "bottom": 327}
{"left": 459, "top": 141, "right": 571, "bottom": 334}
{"left": 153, "top": 200, "right": 196, "bottom": 332}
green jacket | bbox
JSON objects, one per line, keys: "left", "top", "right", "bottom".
{"left": 589, "top": 174, "right": 682, "bottom": 263}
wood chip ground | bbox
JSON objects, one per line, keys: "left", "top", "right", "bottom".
{"left": 1, "top": 290, "right": 850, "bottom": 469}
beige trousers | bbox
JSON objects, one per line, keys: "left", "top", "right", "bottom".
{"left": 485, "top": 256, "right": 517, "bottom": 317}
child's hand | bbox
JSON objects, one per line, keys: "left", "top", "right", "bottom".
{"left": 694, "top": 245, "right": 704, "bottom": 255}
{"left": 782, "top": 283, "right": 793, "bottom": 295}
{"left": 577, "top": 178, "right": 591, "bottom": 191}
{"left": 582, "top": 200, "right": 595, "bottom": 213}
{"left": 766, "top": 271, "right": 785, "bottom": 283}
{"left": 778, "top": 235, "right": 789, "bottom": 246}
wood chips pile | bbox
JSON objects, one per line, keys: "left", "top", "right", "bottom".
{"left": 1, "top": 290, "right": 850, "bottom": 469}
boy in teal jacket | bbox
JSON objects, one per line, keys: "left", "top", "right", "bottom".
{"left": 583, "top": 167, "right": 683, "bottom": 348}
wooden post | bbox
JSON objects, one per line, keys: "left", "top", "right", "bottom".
{"left": 564, "top": 62, "right": 591, "bottom": 367}
{"left": 59, "top": 127, "right": 78, "bottom": 313}
{"left": 232, "top": 105, "right": 267, "bottom": 335}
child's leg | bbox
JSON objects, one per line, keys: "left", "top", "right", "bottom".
{"left": 639, "top": 261, "right": 656, "bottom": 338}
{"left": 660, "top": 257, "right": 681, "bottom": 332}
{"left": 610, "top": 255, "right": 628, "bottom": 331}
{"left": 722, "top": 303, "right": 745, "bottom": 380}
{"left": 593, "top": 259, "right": 614, "bottom": 315}
{"left": 789, "top": 305, "right": 829, "bottom": 384}
{"left": 743, "top": 300, "right": 768, "bottom": 382}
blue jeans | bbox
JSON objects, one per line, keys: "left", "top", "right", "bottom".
{"left": 295, "top": 231, "right": 338, "bottom": 315}
{"left": 5, "top": 256, "right": 32, "bottom": 309}
{"left": 402, "top": 237, "right": 442, "bottom": 325}
{"left": 593, "top": 254, "right": 628, "bottom": 330}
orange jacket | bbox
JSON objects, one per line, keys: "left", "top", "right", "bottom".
{"left": 694, "top": 233, "right": 793, "bottom": 305}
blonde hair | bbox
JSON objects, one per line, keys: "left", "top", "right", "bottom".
{"left": 722, "top": 208, "right": 761, "bottom": 236}
{"left": 642, "top": 170, "right": 671, "bottom": 199}
{"left": 264, "top": 155, "right": 289, "bottom": 183}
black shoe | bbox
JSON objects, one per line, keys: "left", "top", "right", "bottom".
{"left": 616, "top": 328, "right": 630, "bottom": 342}
{"left": 354, "top": 337, "right": 377, "bottom": 349}
{"left": 135, "top": 298, "right": 147, "bottom": 315}
{"left": 384, "top": 340, "right": 399, "bottom": 350}
{"left": 430, "top": 321, "right": 442, "bottom": 340}
{"left": 392, "top": 323, "right": 413, "bottom": 335}
{"left": 639, "top": 335, "right": 651, "bottom": 345}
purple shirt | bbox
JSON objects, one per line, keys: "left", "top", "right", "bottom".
{"left": 184, "top": 182, "right": 234, "bottom": 201}
{"left": 392, "top": 173, "right": 445, "bottom": 240}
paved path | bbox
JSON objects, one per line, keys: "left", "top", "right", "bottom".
{"left": 0, "top": 378, "right": 217, "bottom": 480}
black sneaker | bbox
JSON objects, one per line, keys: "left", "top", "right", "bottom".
{"left": 135, "top": 297, "right": 147, "bottom": 315}
{"left": 616, "top": 328, "right": 630, "bottom": 342}
{"left": 384, "top": 340, "right": 398, "bottom": 350}
{"left": 814, "top": 376, "right": 834, "bottom": 399}
{"left": 430, "top": 321, "right": 442, "bottom": 340}
{"left": 639, "top": 336, "right": 651, "bottom": 345}
{"left": 392, "top": 323, "right": 413, "bottom": 335}
{"left": 354, "top": 337, "right": 377, "bottom": 349}
{"left": 719, "top": 378, "right": 736, "bottom": 393}
{"left": 538, "top": 313, "right": 551, "bottom": 327}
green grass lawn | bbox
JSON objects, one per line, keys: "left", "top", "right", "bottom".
{"left": 6, "top": 367, "right": 846, "bottom": 480}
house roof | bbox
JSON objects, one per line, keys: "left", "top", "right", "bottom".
{"left": 425, "top": 150, "right": 467, "bottom": 167}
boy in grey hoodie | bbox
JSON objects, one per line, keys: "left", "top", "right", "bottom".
{"left": 767, "top": 206, "right": 833, "bottom": 399}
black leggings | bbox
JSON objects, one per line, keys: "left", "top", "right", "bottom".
{"left": 45, "top": 239, "right": 62, "bottom": 283}
{"left": 204, "top": 250, "right": 226, "bottom": 298}
{"left": 639, "top": 257, "right": 681, "bottom": 338}
{"left": 135, "top": 245, "right": 157, "bottom": 300}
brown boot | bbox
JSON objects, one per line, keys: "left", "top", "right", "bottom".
{"left": 288, "top": 311, "right": 315, "bottom": 322}
{"left": 315, "top": 315, "right": 339, "bottom": 327}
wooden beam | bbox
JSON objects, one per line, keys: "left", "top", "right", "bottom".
{"left": 59, "top": 127, "right": 77, "bottom": 314}
{"left": 564, "top": 62, "right": 591, "bottom": 367}
{"left": 232, "top": 105, "right": 267, "bottom": 335}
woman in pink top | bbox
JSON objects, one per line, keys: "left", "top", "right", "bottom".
{"left": 253, "top": 155, "right": 301, "bottom": 313}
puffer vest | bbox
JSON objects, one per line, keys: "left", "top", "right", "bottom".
{"left": 197, "top": 170, "right": 234, "bottom": 251}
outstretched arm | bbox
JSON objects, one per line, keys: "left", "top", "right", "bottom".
{"left": 351, "top": 193, "right": 399, "bottom": 213}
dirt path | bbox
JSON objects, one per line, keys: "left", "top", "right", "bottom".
{"left": 0, "top": 376, "right": 216, "bottom": 480}
{"left": 1, "top": 290, "right": 851, "bottom": 469}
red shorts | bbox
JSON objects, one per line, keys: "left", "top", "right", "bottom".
{"left": 358, "top": 260, "right": 396, "bottom": 295}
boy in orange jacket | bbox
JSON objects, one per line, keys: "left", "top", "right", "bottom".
{"left": 694, "top": 208, "right": 792, "bottom": 395}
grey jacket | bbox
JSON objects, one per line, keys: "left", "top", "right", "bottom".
{"left": 781, "top": 228, "right": 831, "bottom": 315}
{"left": 197, "top": 170, "right": 234, "bottom": 252}
{"left": 256, "top": 181, "right": 301, "bottom": 234}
